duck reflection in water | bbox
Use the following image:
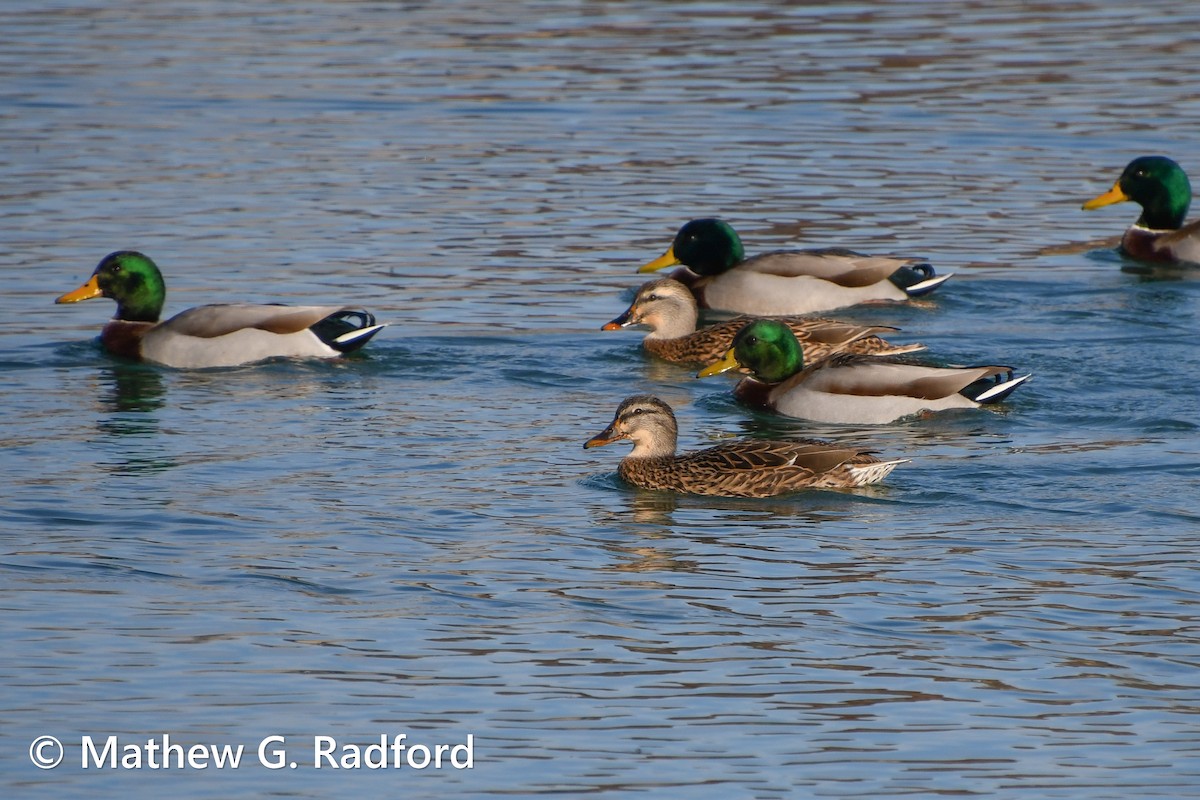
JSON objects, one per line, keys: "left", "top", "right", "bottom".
{"left": 94, "top": 363, "right": 175, "bottom": 474}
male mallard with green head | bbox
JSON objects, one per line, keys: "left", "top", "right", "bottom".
{"left": 602, "top": 278, "right": 926, "bottom": 364}
{"left": 1082, "top": 155, "right": 1200, "bottom": 266}
{"left": 638, "top": 218, "right": 950, "bottom": 316}
{"left": 699, "top": 319, "right": 1030, "bottom": 425}
{"left": 584, "top": 394, "right": 906, "bottom": 497}
{"left": 57, "top": 251, "right": 385, "bottom": 368}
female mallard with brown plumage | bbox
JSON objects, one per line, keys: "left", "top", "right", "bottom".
{"left": 602, "top": 277, "right": 926, "bottom": 365}
{"left": 1082, "top": 155, "right": 1200, "bottom": 266}
{"left": 56, "top": 251, "right": 385, "bottom": 369}
{"left": 638, "top": 218, "right": 950, "bottom": 316}
{"left": 699, "top": 319, "right": 1030, "bottom": 425}
{"left": 584, "top": 394, "right": 906, "bottom": 497}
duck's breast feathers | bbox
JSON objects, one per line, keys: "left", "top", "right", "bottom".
{"left": 160, "top": 304, "right": 355, "bottom": 339}
{"left": 99, "top": 320, "right": 155, "bottom": 360}
{"left": 741, "top": 249, "right": 925, "bottom": 287}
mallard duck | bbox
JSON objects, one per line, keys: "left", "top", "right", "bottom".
{"left": 56, "top": 251, "right": 385, "bottom": 368}
{"left": 584, "top": 394, "right": 906, "bottom": 497}
{"left": 699, "top": 319, "right": 1030, "bottom": 425}
{"left": 1082, "top": 155, "right": 1200, "bottom": 265}
{"left": 602, "top": 278, "right": 927, "bottom": 364}
{"left": 638, "top": 218, "right": 951, "bottom": 316}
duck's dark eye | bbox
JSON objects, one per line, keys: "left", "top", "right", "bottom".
{"left": 746, "top": 336, "right": 758, "bottom": 346}
{"left": 645, "top": 294, "right": 659, "bottom": 302}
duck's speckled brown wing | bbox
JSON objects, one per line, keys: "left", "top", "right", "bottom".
{"left": 646, "top": 317, "right": 924, "bottom": 365}
{"left": 618, "top": 439, "right": 897, "bottom": 498}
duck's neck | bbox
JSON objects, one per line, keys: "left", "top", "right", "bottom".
{"left": 1136, "top": 179, "right": 1190, "bottom": 230}
{"left": 752, "top": 347, "right": 803, "bottom": 383}
{"left": 647, "top": 308, "right": 699, "bottom": 340}
{"left": 117, "top": 295, "right": 163, "bottom": 323}
{"left": 110, "top": 273, "right": 166, "bottom": 322}
{"left": 625, "top": 428, "right": 677, "bottom": 459}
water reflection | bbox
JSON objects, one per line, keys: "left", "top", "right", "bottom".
{"left": 592, "top": 480, "right": 900, "bottom": 527}
{"left": 99, "top": 362, "right": 165, "bottom": 415}
{"left": 90, "top": 363, "right": 175, "bottom": 474}
{"left": 1120, "top": 262, "right": 1200, "bottom": 282}
{"left": 601, "top": 536, "right": 702, "bottom": 575}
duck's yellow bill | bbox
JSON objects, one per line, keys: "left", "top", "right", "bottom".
{"left": 56, "top": 274, "right": 103, "bottom": 304}
{"left": 638, "top": 246, "right": 680, "bottom": 273}
{"left": 698, "top": 348, "right": 739, "bottom": 378}
{"left": 1082, "top": 181, "right": 1129, "bottom": 211}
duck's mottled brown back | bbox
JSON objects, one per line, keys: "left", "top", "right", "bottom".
{"left": 585, "top": 394, "right": 905, "bottom": 498}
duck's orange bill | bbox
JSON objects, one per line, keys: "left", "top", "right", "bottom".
{"left": 638, "top": 245, "right": 680, "bottom": 273}
{"left": 583, "top": 430, "right": 619, "bottom": 449}
{"left": 56, "top": 274, "right": 103, "bottom": 304}
{"left": 601, "top": 321, "right": 624, "bottom": 331}
{"left": 1082, "top": 181, "right": 1130, "bottom": 211}
{"left": 697, "top": 348, "right": 739, "bottom": 378}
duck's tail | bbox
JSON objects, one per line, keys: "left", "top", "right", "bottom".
{"left": 890, "top": 262, "right": 953, "bottom": 297}
{"left": 848, "top": 458, "right": 909, "bottom": 486}
{"left": 961, "top": 370, "right": 1032, "bottom": 404}
{"left": 312, "top": 309, "right": 387, "bottom": 354}
{"left": 872, "top": 341, "right": 928, "bottom": 357}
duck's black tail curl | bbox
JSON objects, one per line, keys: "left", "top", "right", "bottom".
{"left": 312, "top": 309, "right": 386, "bottom": 354}
{"left": 889, "top": 262, "right": 953, "bottom": 297}
{"left": 960, "top": 370, "right": 1033, "bottom": 404}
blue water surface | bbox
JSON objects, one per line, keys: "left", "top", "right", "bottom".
{"left": 2, "top": 2, "right": 1199, "bottom": 798}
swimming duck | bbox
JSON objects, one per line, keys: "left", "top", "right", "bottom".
{"left": 584, "top": 394, "right": 906, "bottom": 497}
{"left": 603, "top": 278, "right": 926, "bottom": 364}
{"left": 56, "top": 250, "right": 385, "bottom": 368}
{"left": 699, "top": 319, "right": 1030, "bottom": 425}
{"left": 638, "top": 218, "right": 950, "bottom": 316}
{"left": 1082, "top": 155, "right": 1200, "bottom": 265}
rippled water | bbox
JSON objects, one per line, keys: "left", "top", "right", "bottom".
{"left": 3, "top": 1, "right": 1200, "bottom": 798}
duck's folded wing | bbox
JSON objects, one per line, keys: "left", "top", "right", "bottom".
{"left": 689, "top": 439, "right": 861, "bottom": 475}
{"left": 904, "top": 365, "right": 1015, "bottom": 400}
{"left": 1152, "top": 219, "right": 1200, "bottom": 263}
{"left": 791, "top": 319, "right": 901, "bottom": 346}
{"left": 161, "top": 304, "right": 350, "bottom": 339}
{"left": 802, "top": 360, "right": 1015, "bottom": 400}
{"left": 743, "top": 249, "right": 921, "bottom": 286}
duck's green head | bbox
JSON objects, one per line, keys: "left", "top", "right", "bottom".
{"left": 639, "top": 218, "right": 746, "bottom": 276}
{"left": 56, "top": 250, "right": 166, "bottom": 322}
{"left": 1083, "top": 155, "right": 1191, "bottom": 230}
{"left": 698, "top": 319, "right": 803, "bottom": 383}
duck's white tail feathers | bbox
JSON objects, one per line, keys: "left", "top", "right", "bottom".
{"left": 880, "top": 342, "right": 928, "bottom": 357}
{"left": 904, "top": 272, "right": 953, "bottom": 297}
{"left": 334, "top": 323, "right": 387, "bottom": 349}
{"left": 972, "top": 372, "right": 1032, "bottom": 404}
{"left": 848, "top": 458, "right": 909, "bottom": 486}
